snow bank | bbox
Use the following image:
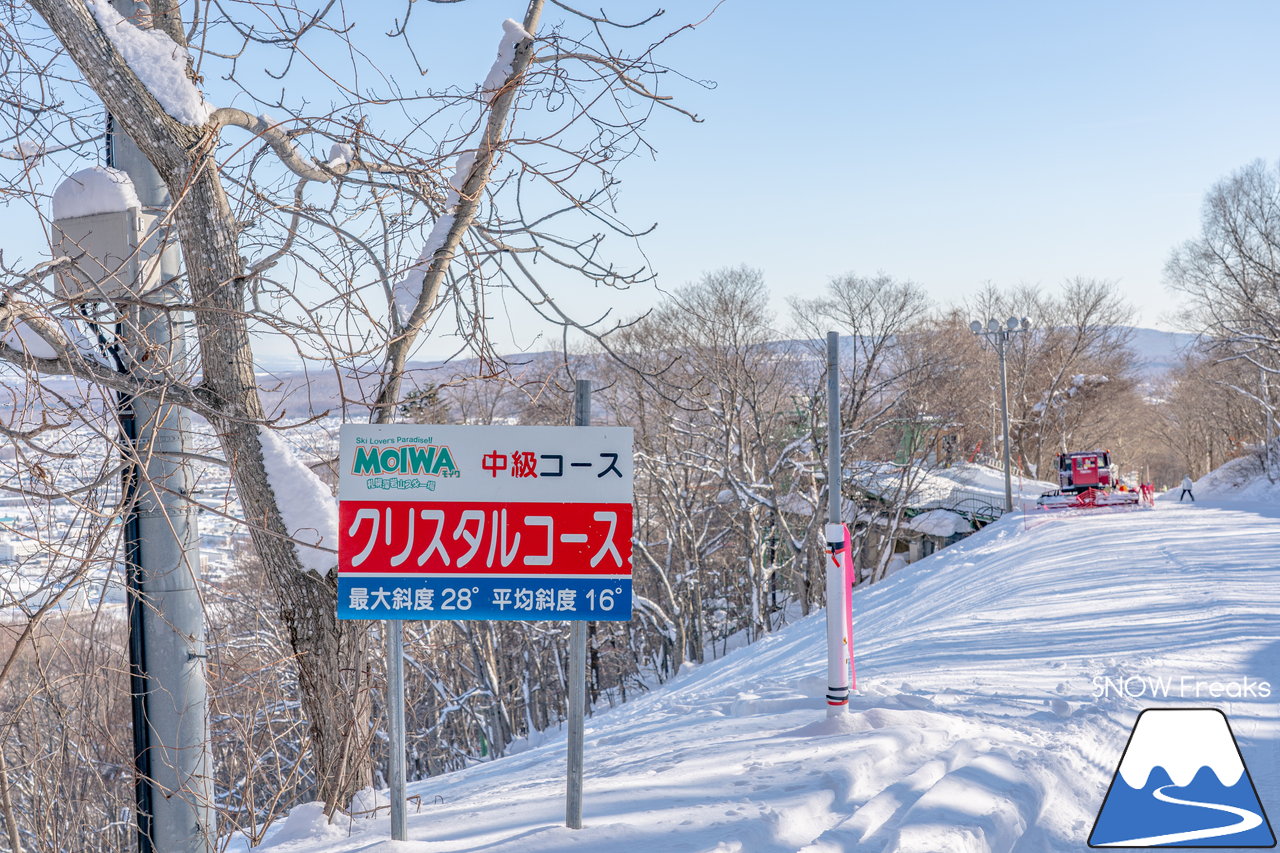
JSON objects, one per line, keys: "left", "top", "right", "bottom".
{"left": 256, "top": 803, "right": 348, "bottom": 848}
{"left": 1188, "top": 452, "right": 1280, "bottom": 502}
{"left": 257, "top": 427, "right": 339, "bottom": 575}
{"left": 51, "top": 166, "right": 140, "bottom": 220}
{"left": 85, "top": 0, "right": 214, "bottom": 126}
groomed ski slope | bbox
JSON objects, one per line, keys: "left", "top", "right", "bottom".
{"left": 252, "top": 487, "right": 1280, "bottom": 853}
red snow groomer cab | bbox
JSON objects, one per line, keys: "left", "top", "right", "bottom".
{"left": 1036, "top": 450, "right": 1154, "bottom": 510}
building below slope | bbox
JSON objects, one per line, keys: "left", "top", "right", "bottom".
{"left": 848, "top": 462, "right": 1056, "bottom": 575}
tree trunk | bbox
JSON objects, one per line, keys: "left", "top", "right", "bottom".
{"left": 159, "top": 138, "right": 374, "bottom": 816}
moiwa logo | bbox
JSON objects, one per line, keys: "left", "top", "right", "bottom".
{"left": 351, "top": 443, "right": 460, "bottom": 478}
{"left": 1089, "top": 708, "right": 1275, "bottom": 848}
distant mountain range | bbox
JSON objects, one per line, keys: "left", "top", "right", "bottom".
{"left": 1127, "top": 327, "right": 1198, "bottom": 378}
{"left": 247, "top": 326, "right": 1199, "bottom": 416}
{"left": 0, "top": 327, "right": 1200, "bottom": 420}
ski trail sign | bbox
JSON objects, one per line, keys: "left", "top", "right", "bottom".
{"left": 337, "top": 424, "right": 633, "bottom": 621}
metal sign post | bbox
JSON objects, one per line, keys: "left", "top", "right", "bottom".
{"left": 387, "top": 622, "right": 407, "bottom": 840}
{"left": 567, "top": 380, "right": 590, "bottom": 829}
{"left": 60, "top": 13, "right": 213, "bottom": 845}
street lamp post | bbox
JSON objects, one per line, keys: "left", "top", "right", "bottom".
{"left": 970, "top": 316, "right": 1030, "bottom": 513}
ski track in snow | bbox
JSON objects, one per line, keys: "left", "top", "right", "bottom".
{"left": 240, "top": 493, "right": 1280, "bottom": 853}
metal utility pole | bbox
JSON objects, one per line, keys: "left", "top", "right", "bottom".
{"left": 566, "top": 379, "right": 590, "bottom": 829}
{"left": 970, "top": 317, "right": 1030, "bottom": 514}
{"left": 826, "top": 333, "right": 841, "bottom": 532}
{"left": 997, "top": 340, "right": 1012, "bottom": 511}
{"left": 823, "top": 333, "right": 850, "bottom": 715}
{"left": 107, "top": 3, "right": 211, "bottom": 848}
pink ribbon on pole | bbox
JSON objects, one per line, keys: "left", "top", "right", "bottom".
{"left": 841, "top": 524, "right": 856, "bottom": 691}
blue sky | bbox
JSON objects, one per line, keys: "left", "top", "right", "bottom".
{"left": 9, "top": 1, "right": 1280, "bottom": 363}
{"left": 549, "top": 0, "right": 1280, "bottom": 345}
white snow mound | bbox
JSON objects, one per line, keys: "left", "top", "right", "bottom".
{"left": 1188, "top": 451, "right": 1280, "bottom": 502}
{"left": 51, "top": 166, "right": 140, "bottom": 220}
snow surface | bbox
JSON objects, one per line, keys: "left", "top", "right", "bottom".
{"left": 257, "top": 427, "right": 339, "bottom": 575}
{"left": 238, "top": 484, "right": 1280, "bottom": 852}
{"left": 51, "top": 166, "right": 140, "bottom": 220}
{"left": 85, "top": 0, "right": 214, "bottom": 126}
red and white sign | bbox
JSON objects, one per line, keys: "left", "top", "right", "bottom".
{"left": 339, "top": 502, "right": 632, "bottom": 575}
{"left": 337, "top": 424, "right": 633, "bottom": 620}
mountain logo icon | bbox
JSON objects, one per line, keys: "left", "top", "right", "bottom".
{"left": 1089, "top": 708, "right": 1276, "bottom": 848}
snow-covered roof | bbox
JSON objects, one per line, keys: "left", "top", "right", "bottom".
{"left": 904, "top": 509, "right": 972, "bottom": 537}
{"left": 853, "top": 462, "right": 1056, "bottom": 513}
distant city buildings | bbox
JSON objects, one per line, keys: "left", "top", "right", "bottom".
{"left": 0, "top": 416, "right": 340, "bottom": 612}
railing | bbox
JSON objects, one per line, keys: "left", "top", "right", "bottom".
{"left": 920, "top": 487, "right": 1007, "bottom": 525}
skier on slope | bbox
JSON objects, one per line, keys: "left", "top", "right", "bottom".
{"left": 1179, "top": 475, "right": 1195, "bottom": 502}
